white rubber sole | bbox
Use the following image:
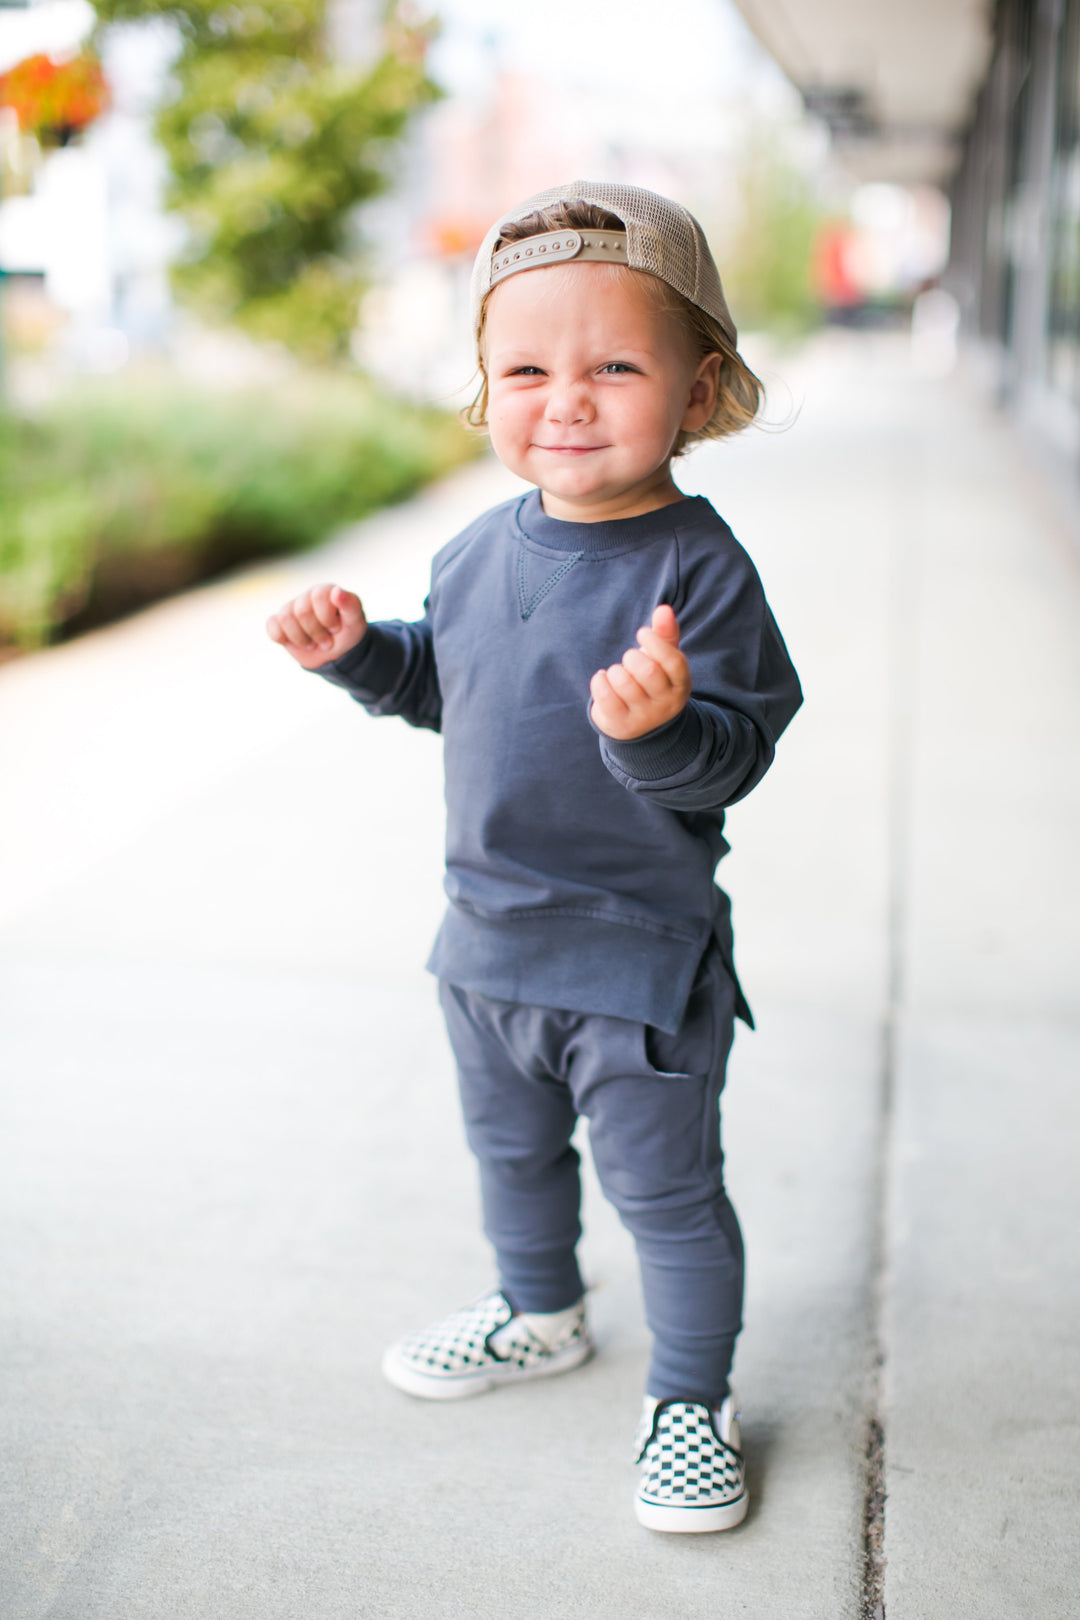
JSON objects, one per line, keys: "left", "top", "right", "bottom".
{"left": 634, "top": 1489, "right": 749, "bottom": 1534}
{"left": 381, "top": 1333, "right": 595, "bottom": 1400}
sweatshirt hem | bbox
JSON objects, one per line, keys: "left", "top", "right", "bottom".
{"left": 426, "top": 905, "right": 712, "bottom": 1035}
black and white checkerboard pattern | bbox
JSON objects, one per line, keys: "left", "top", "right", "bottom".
{"left": 395, "top": 1290, "right": 571, "bottom": 1377}
{"left": 636, "top": 1400, "right": 745, "bottom": 1507}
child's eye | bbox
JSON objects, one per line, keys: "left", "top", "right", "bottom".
{"left": 508, "top": 366, "right": 545, "bottom": 376}
{"left": 599, "top": 363, "right": 638, "bottom": 375}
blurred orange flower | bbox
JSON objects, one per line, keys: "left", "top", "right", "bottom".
{"left": 0, "top": 51, "right": 111, "bottom": 147}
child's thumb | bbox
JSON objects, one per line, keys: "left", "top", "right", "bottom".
{"left": 652, "top": 603, "right": 680, "bottom": 643}
{"left": 331, "top": 585, "right": 364, "bottom": 620}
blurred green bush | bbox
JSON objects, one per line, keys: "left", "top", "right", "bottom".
{"left": 0, "top": 374, "right": 478, "bottom": 650}
{"left": 723, "top": 128, "right": 824, "bottom": 338}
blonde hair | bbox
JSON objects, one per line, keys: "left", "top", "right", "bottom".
{"left": 464, "top": 200, "right": 763, "bottom": 456}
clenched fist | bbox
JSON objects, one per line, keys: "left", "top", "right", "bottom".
{"left": 266, "top": 583, "right": 367, "bottom": 670}
{"left": 590, "top": 604, "right": 692, "bottom": 741}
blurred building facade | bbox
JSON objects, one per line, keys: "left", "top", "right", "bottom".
{"left": 949, "top": 0, "right": 1080, "bottom": 458}
{"left": 732, "top": 0, "right": 1080, "bottom": 476}
{"left": 0, "top": 3, "right": 178, "bottom": 389}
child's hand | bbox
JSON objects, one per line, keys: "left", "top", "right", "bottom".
{"left": 266, "top": 583, "right": 367, "bottom": 669}
{"left": 589, "top": 604, "right": 692, "bottom": 741}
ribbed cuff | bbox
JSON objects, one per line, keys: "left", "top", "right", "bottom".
{"left": 309, "top": 628, "right": 380, "bottom": 681}
{"left": 596, "top": 704, "right": 704, "bottom": 783}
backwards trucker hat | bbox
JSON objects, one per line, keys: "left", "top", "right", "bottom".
{"left": 470, "top": 179, "right": 737, "bottom": 349}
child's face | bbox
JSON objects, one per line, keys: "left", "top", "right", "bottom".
{"left": 482, "top": 263, "right": 719, "bottom": 522}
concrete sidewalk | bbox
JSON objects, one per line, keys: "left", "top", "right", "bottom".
{"left": 1, "top": 332, "right": 1076, "bottom": 1618}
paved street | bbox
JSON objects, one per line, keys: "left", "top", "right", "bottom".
{"left": 1, "top": 331, "right": 1077, "bottom": 1617}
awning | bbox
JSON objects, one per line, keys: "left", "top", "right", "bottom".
{"left": 730, "top": 0, "right": 996, "bottom": 183}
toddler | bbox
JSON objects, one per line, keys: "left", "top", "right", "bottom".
{"left": 267, "top": 180, "right": 802, "bottom": 1533}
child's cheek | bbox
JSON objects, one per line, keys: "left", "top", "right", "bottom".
{"left": 487, "top": 407, "right": 529, "bottom": 474}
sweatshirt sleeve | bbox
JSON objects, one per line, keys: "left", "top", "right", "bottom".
{"left": 311, "top": 604, "right": 441, "bottom": 733}
{"left": 597, "top": 536, "right": 802, "bottom": 811}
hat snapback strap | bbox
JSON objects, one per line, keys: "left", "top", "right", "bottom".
{"left": 488, "top": 229, "right": 628, "bottom": 290}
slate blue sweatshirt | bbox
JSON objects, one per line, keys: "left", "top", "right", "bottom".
{"left": 317, "top": 489, "right": 802, "bottom": 1034}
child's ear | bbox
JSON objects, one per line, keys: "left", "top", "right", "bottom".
{"left": 682, "top": 352, "right": 722, "bottom": 432}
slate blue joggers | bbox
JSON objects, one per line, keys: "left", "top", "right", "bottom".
{"left": 437, "top": 946, "right": 744, "bottom": 1404}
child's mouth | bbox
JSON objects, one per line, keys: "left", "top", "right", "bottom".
{"left": 536, "top": 444, "right": 606, "bottom": 455}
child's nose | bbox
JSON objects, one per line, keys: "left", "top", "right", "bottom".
{"left": 545, "top": 379, "right": 595, "bottom": 425}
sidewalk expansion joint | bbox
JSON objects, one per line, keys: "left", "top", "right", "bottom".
{"left": 861, "top": 1407, "right": 887, "bottom": 1620}
{"left": 859, "top": 429, "right": 923, "bottom": 1619}
{"left": 859, "top": 1016, "right": 894, "bottom": 1620}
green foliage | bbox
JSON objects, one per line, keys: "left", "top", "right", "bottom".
{"left": 0, "top": 375, "right": 476, "bottom": 649}
{"left": 723, "top": 128, "right": 824, "bottom": 338}
{"left": 90, "top": 0, "right": 439, "bottom": 360}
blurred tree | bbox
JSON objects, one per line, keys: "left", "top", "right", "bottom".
{"left": 91, "top": 0, "right": 438, "bottom": 362}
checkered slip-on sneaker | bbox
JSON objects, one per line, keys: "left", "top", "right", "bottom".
{"left": 381, "top": 1290, "right": 593, "bottom": 1400}
{"left": 634, "top": 1395, "right": 748, "bottom": 1533}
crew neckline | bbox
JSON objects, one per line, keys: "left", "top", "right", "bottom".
{"left": 515, "top": 489, "right": 706, "bottom": 554}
